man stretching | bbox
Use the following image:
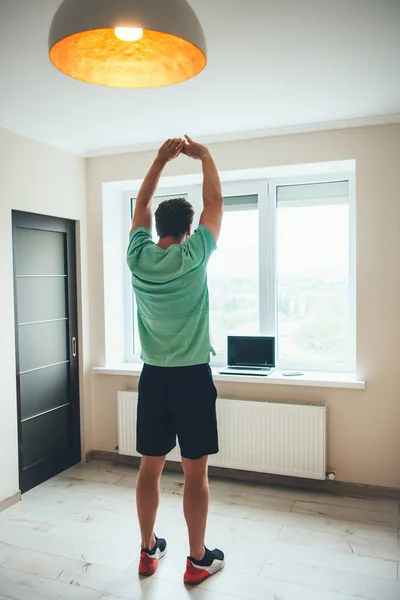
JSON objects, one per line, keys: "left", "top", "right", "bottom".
{"left": 126, "top": 136, "right": 224, "bottom": 585}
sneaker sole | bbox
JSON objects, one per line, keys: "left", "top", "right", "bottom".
{"left": 184, "top": 560, "right": 225, "bottom": 585}
{"left": 139, "top": 548, "right": 167, "bottom": 576}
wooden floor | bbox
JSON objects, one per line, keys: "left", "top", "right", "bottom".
{"left": 0, "top": 460, "right": 399, "bottom": 600}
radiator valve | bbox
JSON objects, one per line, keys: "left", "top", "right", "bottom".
{"left": 326, "top": 471, "right": 336, "bottom": 480}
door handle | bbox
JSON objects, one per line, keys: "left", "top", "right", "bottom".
{"left": 72, "top": 337, "right": 77, "bottom": 358}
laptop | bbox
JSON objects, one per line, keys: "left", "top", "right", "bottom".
{"left": 219, "top": 336, "right": 275, "bottom": 376}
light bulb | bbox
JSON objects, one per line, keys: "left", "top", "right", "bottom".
{"left": 115, "top": 27, "right": 143, "bottom": 42}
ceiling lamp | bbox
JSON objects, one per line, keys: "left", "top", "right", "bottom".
{"left": 48, "top": 0, "right": 207, "bottom": 88}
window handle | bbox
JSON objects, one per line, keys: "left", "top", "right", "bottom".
{"left": 72, "top": 337, "right": 77, "bottom": 358}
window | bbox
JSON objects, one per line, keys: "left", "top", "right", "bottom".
{"left": 276, "top": 181, "right": 352, "bottom": 368}
{"left": 125, "top": 172, "right": 355, "bottom": 372}
{"left": 208, "top": 194, "right": 259, "bottom": 353}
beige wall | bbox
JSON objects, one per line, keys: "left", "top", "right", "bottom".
{"left": 3, "top": 122, "right": 398, "bottom": 502}
{"left": 0, "top": 128, "right": 89, "bottom": 503}
{"left": 87, "top": 123, "right": 399, "bottom": 489}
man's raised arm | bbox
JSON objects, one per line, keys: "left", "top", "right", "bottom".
{"left": 182, "top": 135, "right": 223, "bottom": 241}
{"left": 130, "top": 138, "right": 185, "bottom": 233}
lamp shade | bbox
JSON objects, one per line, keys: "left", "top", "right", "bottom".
{"left": 49, "top": 0, "right": 207, "bottom": 88}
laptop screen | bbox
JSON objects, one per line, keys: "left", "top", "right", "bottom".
{"left": 228, "top": 336, "right": 275, "bottom": 367}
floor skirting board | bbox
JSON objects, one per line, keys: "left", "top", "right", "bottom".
{"left": 0, "top": 491, "right": 21, "bottom": 512}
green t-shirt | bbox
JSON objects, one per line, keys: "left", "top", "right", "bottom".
{"left": 126, "top": 225, "right": 216, "bottom": 367}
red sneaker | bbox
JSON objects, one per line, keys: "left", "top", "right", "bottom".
{"left": 138, "top": 536, "right": 167, "bottom": 577}
{"left": 184, "top": 548, "right": 225, "bottom": 585}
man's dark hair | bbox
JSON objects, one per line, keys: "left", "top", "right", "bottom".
{"left": 155, "top": 198, "right": 195, "bottom": 239}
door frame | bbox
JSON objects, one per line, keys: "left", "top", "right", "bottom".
{"left": 12, "top": 211, "right": 81, "bottom": 492}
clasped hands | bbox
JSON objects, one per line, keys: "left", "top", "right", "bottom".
{"left": 157, "top": 135, "right": 210, "bottom": 164}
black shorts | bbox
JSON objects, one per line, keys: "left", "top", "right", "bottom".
{"left": 137, "top": 363, "right": 219, "bottom": 460}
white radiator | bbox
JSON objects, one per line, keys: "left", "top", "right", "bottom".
{"left": 117, "top": 392, "right": 327, "bottom": 480}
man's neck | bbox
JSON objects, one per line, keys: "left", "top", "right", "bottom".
{"left": 157, "top": 235, "right": 183, "bottom": 250}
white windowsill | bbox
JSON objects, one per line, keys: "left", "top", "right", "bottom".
{"left": 93, "top": 364, "right": 365, "bottom": 390}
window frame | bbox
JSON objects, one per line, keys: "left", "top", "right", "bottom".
{"left": 269, "top": 172, "right": 356, "bottom": 373}
{"left": 124, "top": 172, "right": 356, "bottom": 373}
{"left": 209, "top": 179, "right": 269, "bottom": 366}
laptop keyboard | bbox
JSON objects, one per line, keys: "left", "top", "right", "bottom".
{"left": 229, "top": 366, "right": 272, "bottom": 372}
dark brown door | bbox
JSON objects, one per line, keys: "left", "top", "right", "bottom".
{"left": 12, "top": 211, "right": 81, "bottom": 493}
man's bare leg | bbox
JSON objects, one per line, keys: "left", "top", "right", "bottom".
{"left": 182, "top": 455, "right": 224, "bottom": 585}
{"left": 182, "top": 456, "right": 209, "bottom": 560}
{"left": 136, "top": 455, "right": 166, "bottom": 550}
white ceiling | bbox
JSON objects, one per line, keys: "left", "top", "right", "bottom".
{"left": 0, "top": 0, "right": 399, "bottom": 157}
